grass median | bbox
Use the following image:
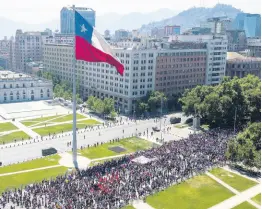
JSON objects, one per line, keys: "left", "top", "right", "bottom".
{"left": 0, "top": 130, "right": 30, "bottom": 144}
{"left": 210, "top": 168, "right": 258, "bottom": 192}
{"left": 0, "top": 122, "right": 18, "bottom": 132}
{"left": 251, "top": 193, "right": 261, "bottom": 205}
{"left": 146, "top": 174, "right": 234, "bottom": 209}
{"left": 0, "top": 154, "right": 61, "bottom": 174}
{"left": 80, "top": 137, "right": 154, "bottom": 159}
{"left": 233, "top": 201, "right": 257, "bottom": 209}
{"left": 33, "top": 119, "right": 100, "bottom": 136}
{"left": 0, "top": 166, "right": 68, "bottom": 194}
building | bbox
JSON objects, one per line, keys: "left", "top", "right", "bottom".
{"left": 164, "top": 25, "right": 181, "bottom": 36}
{"left": 169, "top": 34, "right": 228, "bottom": 85}
{"left": 200, "top": 16, "right": 232, "bottom": 34}
{"left": 183, "top": 27, "right": 211, "bottom": 35}
{"left": 114, "top": 29, "right": 129, "bottom": 41}
{"left": 26, "top": 61, "right": 43, "bottom": 75}
{"left": 44, "top": 37, "right": 159, "bottom": 113}
{"left": 233, "top": 13, "right": 261, "bottom": 37}
{"left": 0, "top": 71, "right": 53, "bottom": 103}
{"left": 15, "top": 30, "right": 44, "bottom": 72}
{"left": 151, "top": 27, "right": 165, "bottom": 38}
{"left": 226, "top": 30, "right": 247, "bottom": 52}
{"left": 60, "top": 6, "right": 95, "bottom": 34}
{"left": 247, "top": 37, "right": 261, "bottom": 57}
{"left": 9, "top": 37, "right": 16, "bottom": 71}
{"left": 155, "top": 42, "right": 207, "bottom": 96}
{"left": 104, "top": 30, "right": 110, "bottom": 38}
{"left": 226, "top": 52, "right": 261, "bottom": 78}
{"left": 54, "top": 33, "right": 74, "bottom": 44}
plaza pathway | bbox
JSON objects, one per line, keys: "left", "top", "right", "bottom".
{"left": 207, "top": 172, "right": 260, "bottom": 209}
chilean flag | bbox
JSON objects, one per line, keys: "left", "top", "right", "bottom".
{"left": 75, "top": 11, "right": 124, "bottom": 76}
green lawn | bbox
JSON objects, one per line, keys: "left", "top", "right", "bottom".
{"left": 0, "top": 166, "right": 68, "bottom": 194}
{"left": 252, "top": 193, "right": 261, "bottom": 205}
{"left": 233, "top": 201, "right": 257, "bottom": 209}
{"left": 21, "top": 115, "right": 62, "bottom": 127}
{"left": 33, "top": 119, "right": 99, "bottom": 136}
{"left": 121, "top": 206, "right": 135, "bottom": 209}
{"left": 146, "top": 174, "right": 234, "bottom": 209}
{"left": 0, "top": 131, "right": 30, "bottom": 144}
{"left": 0, "top": 122, "right": 18, "bottom": 132}
{"left": 174, "top": 124, "right": 189, "bottom": 128}
{"left": 0, "top": 155, "right": 61, "bottom": 174}
{"left": 210, "top": 168, "right": 258, "bottom": 192}
{"left": 50, "top": 113, "right": 86, "bottom": 123}
{"left": 80, "top": 137, "right": 154, "bottom": 159}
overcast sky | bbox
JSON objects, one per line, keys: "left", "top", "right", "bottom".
{"left": 0, "top": 0, "right": 261, "bottom": 24}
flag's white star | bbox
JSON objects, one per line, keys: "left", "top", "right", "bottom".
{"left": 80, "top": 24, "right": 88, "bottom": 33}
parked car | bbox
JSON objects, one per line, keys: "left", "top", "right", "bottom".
{"left": 152, "top": 126, "right": 160, "bottom": 132}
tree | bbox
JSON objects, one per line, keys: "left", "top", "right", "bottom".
{"left": 226, "top": 122, "right": 261, "bottom": 169}
{"left": 137, "top": 102, "right": 149, "bottom": 114}
{"left": 179, "top": 75, "right": 261, "bottom": 128}
{"left": 76, "top": 94, "right": 83, "bottom": 104}
{"left": 94, "top": 98, "right": 104, "bottom": 114}
{"left": 103, "top": 98, "right": 115, "bottom": 115}
{"left": 148, "top": 91, "right": 167, "bottom": 112}
{"left": 110, "top": 111, "right": 117, "bottom": 118}
{"left": 53, "top": 84, "right": 63, "bottom": 98}
{"left": 87, "top": 96, "right": 96, "bottom": 111}
{"left": 63, "top": 91, "right": 72, "bottom": 101}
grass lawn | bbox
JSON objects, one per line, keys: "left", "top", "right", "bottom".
{"left": 0, "top": 122, "right": 18, "bottom": 132}
{"left": 50, "top": 113, "right": 86, "bottom": 123}
{"left": 233, "top": 201, "right": 257, "bottom": 209}
{"left": 121, "top": 206, "right": 135, "bottom": 209}
{"left": 174, "top": 124, "right": 189, "bottom": 128}
{"left": 0, "top": 166, "right": 68, "bottom": 194}
{"left": 20, "top": 115, "right": 62, "bottom": 127}
{"left": 0, "top": 154, "right": 61, "bottom": 174}
{"left": 33, "top": 119, "right": 99, "bottom": 136}
{"left": 201, "top": 124, "right": 210, "bottom": 130}
{"left": 146, "top": 174, "right": 234, "bottom": 209}
{"left": 251, "top": 193, "right": 261, "bottom": 205}
{"left": 80, "top": 137, "right": 154, "bottom": 159}
{"left": 210, "top": 168, "right": 258, "bottom": 192}
{"left": 0, "top": 131, "right": 30, "bottom": 144}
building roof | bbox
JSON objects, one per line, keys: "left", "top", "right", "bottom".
{"left": 227, "top": 52, "right": 261, "bottom": 61}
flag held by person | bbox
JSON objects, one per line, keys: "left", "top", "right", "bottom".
{"left": 75, "top": 11, "right": 124, "bottom": 75}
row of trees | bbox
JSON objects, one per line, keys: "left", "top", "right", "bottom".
{"left": 226, "top": 122, "right": 261, "bottom": 169}
{"left": 37, "top": 70, "right": 83, "bottom": 104}
{"left": 135, "top": 91, "right": 182, "bottom": 115}
{"left": 86, "top": 96, "right": 117, "bottom": 118}
{"left": 179, "top": 75, "right": 261, "bottom": 128}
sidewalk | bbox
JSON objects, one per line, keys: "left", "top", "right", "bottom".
{"left": 0, "top": 165, "right": 62, "bottom": 177}
{"left": 133, "top": 200, "right": 155, "bottom": 209}
{"left": 11, "top": 120, "right": 40, "bottom": 138}
{"left": 207, "top": 172, "right": 260, "bottom": 209}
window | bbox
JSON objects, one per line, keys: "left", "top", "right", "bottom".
{"left": 10, "top": 84, "right": 12, "bottom": 88}
{"left": 3, "top": 84, "right": 6, "bottom": 88}
{"left": 31, "top": 90, "right": 34, "bottom": 94}
{"left": 16, "top": 84, "right": 19, "bottom": 88}
{"left": 31, "top": 83, "right": 33, "bottom": 87}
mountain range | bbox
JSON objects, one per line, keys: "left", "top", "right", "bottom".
{"left": 140, "top": 4, "right": 242, "bottom": 34}
{"left": 0, "top": 4, "right": 243, "bottom": 39}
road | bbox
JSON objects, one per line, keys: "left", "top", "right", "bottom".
{"left": 0, "top": 113, "right": 190, "bottom": 165}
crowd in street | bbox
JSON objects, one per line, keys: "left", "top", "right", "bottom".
{"left": 0, "top": 129, "right": 234, "bottom": 209}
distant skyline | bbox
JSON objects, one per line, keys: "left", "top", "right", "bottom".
{"left": 0, "top": 0, "right": 261, "bottom": 24}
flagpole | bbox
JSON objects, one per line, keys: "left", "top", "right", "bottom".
{"left": 72, "top": 4, "right": 78, "bottom": 168}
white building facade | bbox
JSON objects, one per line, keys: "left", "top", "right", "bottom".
{"left": 0, "top": 71, "right": 53, "bottom": 103}
{"left": 43, "top": 41, "right": 157, "bottom": 113}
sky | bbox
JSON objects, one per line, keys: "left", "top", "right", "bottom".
{"left": 0, "top": 0, "right": 261, "bottom": 24}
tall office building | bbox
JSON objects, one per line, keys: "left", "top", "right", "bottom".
{"left": 226, "top": 30, "right": 247, "bottom": 52}
{"left": 15, "top": 30, "right": 44, "bottom": 72}
{"left": 169, "top": 34, "right": 228, "bottom": 85}
{"left": 200, "top": 17, "right": 232, "bottom": 34}
{"left": 60, "top": 6, "right": 96, "bottom": 34}
{"left": 233, "top": 13, "right": 261, "bottom": 37}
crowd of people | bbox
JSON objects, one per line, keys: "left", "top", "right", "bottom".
{"left": 0, "top": 129, "right": 234, "bottom": 209}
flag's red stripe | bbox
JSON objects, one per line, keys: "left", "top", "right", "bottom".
{"left": 75, "top": 36, "right": 124, "bottom": 76}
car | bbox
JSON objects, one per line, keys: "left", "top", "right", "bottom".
{"left": 152, "top": 126, "right": 160, "bottom": 132}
